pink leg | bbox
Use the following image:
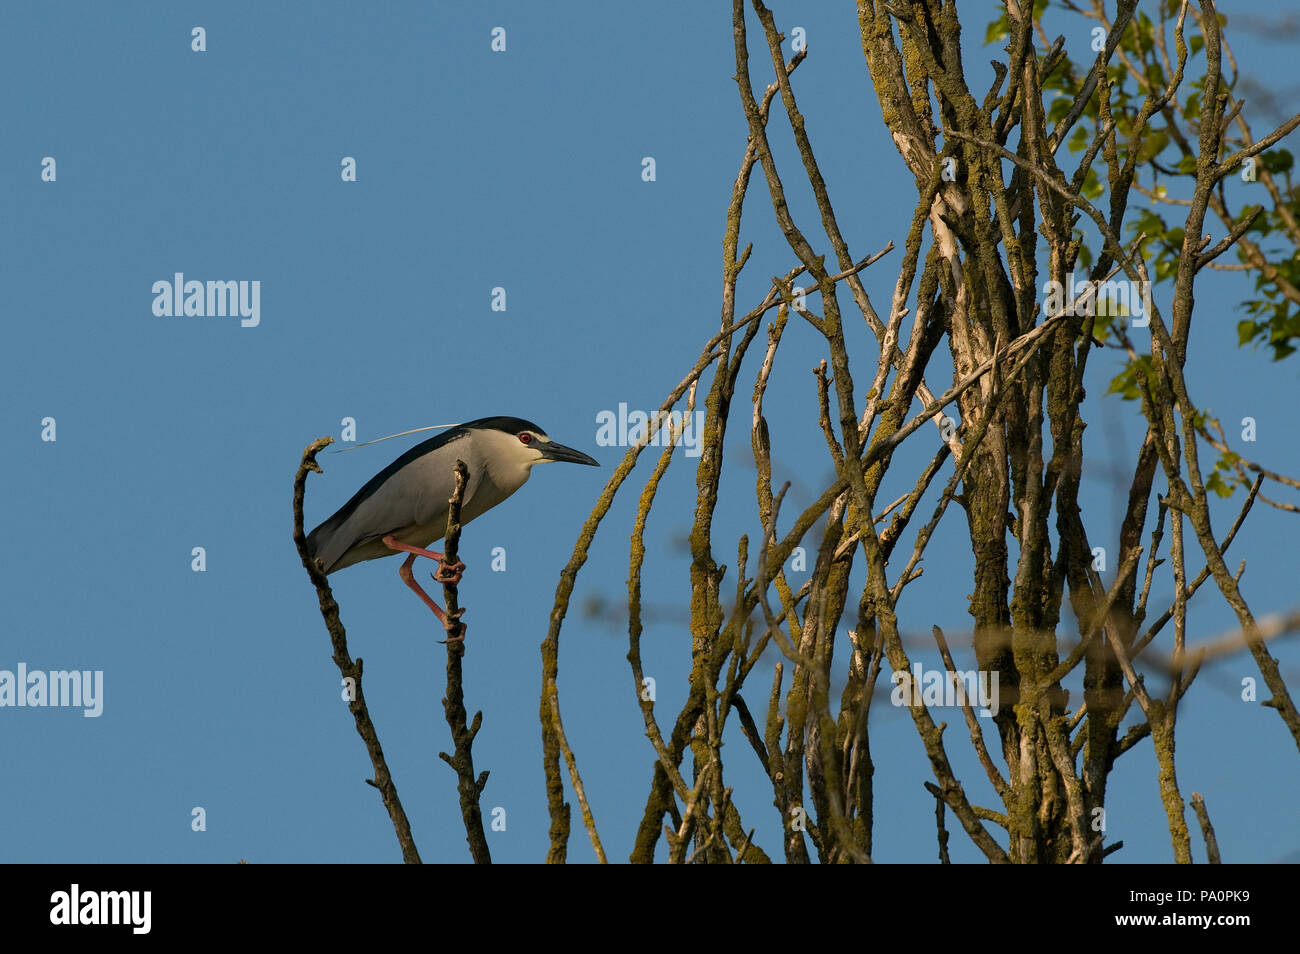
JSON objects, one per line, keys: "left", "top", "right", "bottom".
{"left": 382, "top": 534, "right": 465, "bottom": 584}
{"left": 395, "top": 553, "right": 465, "bottom": 643}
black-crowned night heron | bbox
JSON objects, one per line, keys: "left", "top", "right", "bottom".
{"left": 307, "top": 416, "right": 598, "bottom": 635}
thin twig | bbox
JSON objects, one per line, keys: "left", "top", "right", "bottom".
{"left": 1191, "top": 792, "right": 1222, "bottom": 864}
{"left": 292, "top": 436, "right": 421, "bottom": 864}
{"left": 437, "top": 460, "right": 491, "bottom": 863}
{"left": 923, "top": 781, "right": 951, "bottom": 864}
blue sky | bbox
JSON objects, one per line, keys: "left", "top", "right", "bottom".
{"left": 2, "top": 1, "right": 1297, "bottom": 864}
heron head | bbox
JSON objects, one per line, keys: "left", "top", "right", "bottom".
{"left": 467, "top": 416, "right": 600, "bottom": 472}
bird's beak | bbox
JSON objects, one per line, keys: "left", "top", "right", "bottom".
{"left": 540, "top": 441, "right": 599, "bottom": 466}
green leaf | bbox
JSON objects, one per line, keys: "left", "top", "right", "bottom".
{"left": 1106, "top": 371, "right": 1137, "bottom": 400}
{"left": 1083, "top": 167, "right": 1105, "bottom": 199}
{"left": 1136, "top": 129, "right": 1169, "bottom": 163}
{"left": 1262, "top": 149, "right": 1294, "bottom": 174}
{"left": 1133, "top": 209, "right": 1168, "bottom": 239}
{"left": 1106, "top": 355, "right": 1153, "bottom": 401}
{"left": 985, "top": 15, "right": 1009, "bottom": 45}
{"left": 1240, "top": 204, "right": 1268, "bottom": 235}
{"left": 1205, "top": 472, "right": 1233, "bottom": 498}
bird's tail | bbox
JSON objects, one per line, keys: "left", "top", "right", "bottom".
{"left": 304, "top": 521, "right": 331, "bottom": 573}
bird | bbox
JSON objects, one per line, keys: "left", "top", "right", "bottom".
{"left": 307, "top": 416, "right": 599, "bottom": 638}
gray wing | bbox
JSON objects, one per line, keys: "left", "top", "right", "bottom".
{"left": 307, "top": 428, "right": 487, "bottom": 573}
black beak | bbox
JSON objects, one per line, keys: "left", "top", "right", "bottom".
{"left": 540, "top": 441, "right": 599, "bottom": 466}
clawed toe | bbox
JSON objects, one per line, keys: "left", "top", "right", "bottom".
{"left": 432, "top": 561, "right": 466, "bottom": 585}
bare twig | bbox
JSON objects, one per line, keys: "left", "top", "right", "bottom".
{"left": 436, "top": 460, "right": 491, "bottom": 863}
{"left": 1191, "top": 792, "right": 1222, "bottom": 864}
{"left": 923, "top": 781, "right": 952, "bottom": 864}
{"left": 293, "top": 437, "right": 421, "bottom": 864}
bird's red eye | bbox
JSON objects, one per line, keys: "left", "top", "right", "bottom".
{"left": 519, "top": 433, "right": 533, "bottom": 444}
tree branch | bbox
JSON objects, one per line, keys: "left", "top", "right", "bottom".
{"left": 292, "top": 436, "right": 421, "bottom": 864}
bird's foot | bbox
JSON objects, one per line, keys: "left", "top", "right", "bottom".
{"left": 440, "top": 609, "right": 467, "bottom": 650}
{"left": 432, "top": 560, "right": 466, "bottom": 585}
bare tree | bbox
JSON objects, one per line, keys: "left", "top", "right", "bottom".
{"left": 535, "top": 0, "right": 1300, "bottom": 864}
